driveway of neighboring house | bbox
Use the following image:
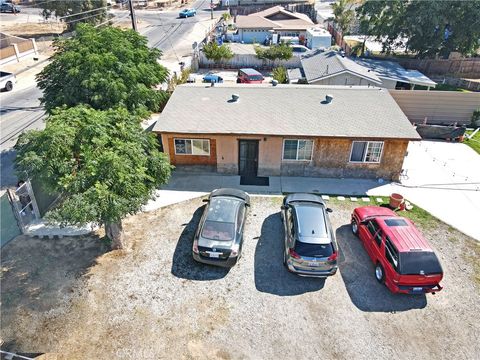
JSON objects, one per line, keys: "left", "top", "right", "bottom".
{"left": 1, "top": 197, "right": 478, "bottom": 358}
{"left": 395, "top": 140, "right": 480, "bottom": 241}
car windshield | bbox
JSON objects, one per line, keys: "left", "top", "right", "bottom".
{"left": 201, "top": 197, "right": 239, "bottom": 241}
{"left": 294, "top": 241, "right": 333, "bottom": 258}
{"left": 399, "top": 251, "right": 443, "bottom": 275}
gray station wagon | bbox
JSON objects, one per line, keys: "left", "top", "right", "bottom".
{"left": 193, "top": 188, "right": 250, "bottom": 267}
{"left": 281, "top": 193, "right": 338, "bottom": 277}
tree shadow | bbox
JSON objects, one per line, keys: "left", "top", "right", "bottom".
{"left": 171, "top": 205, "right": 230, "bottom": 280}
{"left": 254, "top": 212, "right": 325, "bottom": 296}
{"left": 0, "top": 234, "right": 109, "bottom": 351}
{"left": 336, "top": 225, "right": 427, "bottom": 312}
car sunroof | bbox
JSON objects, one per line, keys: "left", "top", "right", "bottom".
{"left": 385, "top": 218, "right": 408, "bottom": 227}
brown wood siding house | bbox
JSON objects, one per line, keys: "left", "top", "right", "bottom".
{"left": 153, "top": 85, "right": 420, "bottom": 181}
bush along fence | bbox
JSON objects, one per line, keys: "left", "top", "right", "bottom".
{"left": 199, "top": 52, "right": 301, "bottom": 70}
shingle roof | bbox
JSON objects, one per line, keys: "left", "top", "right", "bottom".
{"left": 236, "top": 6, "right": 313, "bottom": 30}
{"left": 235, "top": 15, "right": 277, "bottom": 29}
{"left": 152, "top": 84, "right": 420, "bottom": 140}
{"left": 352, "top": 58, "right": 437, "bottom": 87}
{"left": 301, "top": 50, "right": 382, "bottom": 84}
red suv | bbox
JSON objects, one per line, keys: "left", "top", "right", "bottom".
{"left": 351, "top": 206, "right": 443, "bottom": 294}
{"left": 236, "top": 68, "right": 264, "bottom": 84}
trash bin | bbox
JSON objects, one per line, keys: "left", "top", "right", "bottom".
{"left": 389, "top": 193, "right": 404, "bottom": 209}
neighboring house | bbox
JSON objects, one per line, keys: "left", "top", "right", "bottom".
{"left": 222, "top": 0, "right": 314, "bottom": 8}
{"left": 352, "top": 58, "right": 437, "bottom": 90}
{"left": 152, "top": 84, "right": 420, "bottom": 181}
{"left": 300, "top": 50, "right": 383, "bottom": 86}
{"left": 295, "top": 50, "right": 436, "bottom": 89}
{"left": 234, "top": 6, "right": 314, "bottom": 44}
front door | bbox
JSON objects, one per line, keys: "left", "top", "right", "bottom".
{"left": 238, "top": 140, "right": 259, "bottom": 177}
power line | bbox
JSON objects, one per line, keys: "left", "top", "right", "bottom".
{"left": 59, "top": 6, "right": 109, "bottom": 20}
{"left": 65, "top": 11, "right": 106, "bottom": 24}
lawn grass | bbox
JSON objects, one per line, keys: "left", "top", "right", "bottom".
{"left": 464, "top": 130, "right": 480, "bottom": 155}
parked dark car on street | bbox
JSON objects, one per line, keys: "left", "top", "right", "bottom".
{"left": 351, "top": 206, "right": 443, "bottom": 294}
{"left": 193, "top": 188, "right": 250, "bottom": 267}
{"left": 281, "top": 193, "right": 338, "bottom": 277}
{"left": 0, "top": 3, "right": 20, "bottom": 12}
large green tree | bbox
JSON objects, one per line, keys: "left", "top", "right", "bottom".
{"left": 357, "top": 0, "right": 480, "bottom": 57}
{"left": 37, "top": 24, "right": 169, "bottom": 115}
{"left": 202, "top": 41, "right": 234, "bottom": 65}
{"left": 39, "top": 0, "right": 108, "bottom": 31}
{"left": 14, "top": 106, "right": 172, "bottom": 249}
{"left": 331, "top": 0, "right": 356, "bottom": 37}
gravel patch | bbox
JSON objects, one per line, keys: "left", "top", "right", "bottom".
{"left": 1, "top": 196, "right": 479, "bottom": 359}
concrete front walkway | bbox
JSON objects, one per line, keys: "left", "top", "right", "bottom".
{"left": 145, "top": 140, "right": 480, "bottom": 241}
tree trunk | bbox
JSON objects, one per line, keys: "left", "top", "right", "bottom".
{"left": 105, "top": 221, "right": 128, "bottom": 250}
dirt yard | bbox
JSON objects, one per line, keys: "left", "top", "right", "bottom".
{"left": 1, "top": 196, "right": 479, "bottom": 359}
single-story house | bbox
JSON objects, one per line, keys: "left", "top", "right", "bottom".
{"left": 152, "top": 84, "right": 420, "bottom": 181}
{"left": 234, "top": 6, "right": 314, "bottom": 44}
{"left": 352, "top": 58, "right": 437, "bottom": 89}
{"left": 295, "top": 50, "right": 436, "bottom": 89}
{"left": 299, "top": 50, "right": 383, "bottom": 86}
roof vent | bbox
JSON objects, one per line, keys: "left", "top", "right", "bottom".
{"left": 272, "top": 79, "right": 278, "bottom": 86}
{"left": 231, "top": 94, "right": 240, "bottom": 102}
{"left": 323, "top": 94, "right": 333, "bottom": 104}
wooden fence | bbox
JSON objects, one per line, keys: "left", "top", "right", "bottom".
{"left": 199, "top": 52, "right": 301, "bottom": 70}
{"left": 389, "top": 90, "right": 480, "bottom": 125}
{"left": 397, "top": 58, "right": 480, "bottom": 79}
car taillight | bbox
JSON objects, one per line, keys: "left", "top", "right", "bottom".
{"left": 289, "top": 248, "right": 300, "bottom": 259}
{"left": 193, "top": 238, "right": 199, "bottom": 254}
{"left": 327, "top": 252, "right": 337, "bottom": 261}
{"left": 230, "top": 245, "right": 239, "bottom": 257}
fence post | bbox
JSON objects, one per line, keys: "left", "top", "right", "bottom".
{"left": 30, "top": 38, "right": 38, "bottom": 55}
{"left": 12, "top": 44, "right": 20, "bottom": 62}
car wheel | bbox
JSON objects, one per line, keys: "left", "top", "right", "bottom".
{"left": 375, "top": 263, "right": 385, "bottom": 283}
{"left": 351, "top": 218, "right": 358, "bottom": 235}
{"left": 5, "top": 81, "right": 13, "bottom": 91}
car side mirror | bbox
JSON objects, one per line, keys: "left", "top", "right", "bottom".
{"left": 326, "top": 208, "right": 333, "bottom": 213}
{"left": 245, "top": 203, "right": 250, "bottom": 207}
{"left": 202, "top": 198, "right": 209, "bottom": 202}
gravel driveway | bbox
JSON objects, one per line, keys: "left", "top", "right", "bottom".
{"left": 1, "top": 196, "right": 479, "bottom": 359}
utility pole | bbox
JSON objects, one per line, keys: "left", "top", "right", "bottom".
{"left": 128, "top": 0, "right": 138, "bottom": 32}
{"left": 210, "top": 0, "right": 214, "bottom": 20}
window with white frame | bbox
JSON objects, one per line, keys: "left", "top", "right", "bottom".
{"left": 283, "top": 139, "right": 314, "bottom": 161}
{"left": 174, "top": 139, "right": 210, "bottom": 156}
{"left": 350, "top": 141, "right": 384, "bottom": 163}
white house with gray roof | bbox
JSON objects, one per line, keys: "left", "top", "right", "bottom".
{"left": 234, "top": 6, "right": 314, "bottom": 44}
{"left": 153, "top": 84, "right": 420, "bottom": 181}
{"left": 295, "top": 50, "right": 436, "bottom": 89}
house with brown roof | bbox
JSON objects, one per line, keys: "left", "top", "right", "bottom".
{"left": 234, "top": 6, "right": 314, "bottom": 44}
{"left": 152, "top": 84, "right": 420, "bottom": 182}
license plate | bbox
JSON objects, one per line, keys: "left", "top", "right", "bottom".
{"left": 308, "top": 262, "right": 320, "bottom": 267}
{"left": 209, "top": 252, "right": 220, "bottom": 258}
{"left": 412, "top": 287, "right": 423, "bottom": 292}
